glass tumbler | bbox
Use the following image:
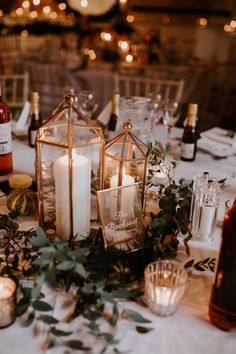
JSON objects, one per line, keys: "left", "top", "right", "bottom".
{"left": 192, "top": 181, "right": 221, "bottom": 242}
{"left": 144, "top": 260, "right": 187, "bottom": 317}
{"left": 118, "top": 96, "right": 153, "bottom": 143}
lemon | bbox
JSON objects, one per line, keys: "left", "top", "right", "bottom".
{"left": 9, "top": 174, "right": 33, "bottom": 189}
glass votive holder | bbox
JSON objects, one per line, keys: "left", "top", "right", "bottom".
{"left": 41, "top": 159, "right": 54, "bottom": 187}
{"left": 191, "top": 180, "right": 221, "bottom": 242}
{"left": 144, "top": 260, "right": 187, "bottom": 317}
{"left": 0, "top": 277, "right": 17, "bottom": 328}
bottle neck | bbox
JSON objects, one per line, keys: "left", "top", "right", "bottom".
{"left": 112, "top": 94, "right": 120, "bottom": 116}
{"left": 31, "top": 102, "right": 40, "bottom": 119}
{"left": 186, "top": 114, "right": 197, "bottom": 127}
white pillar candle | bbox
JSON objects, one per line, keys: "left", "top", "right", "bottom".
{"left": 54, "top": 154, "right": 91, "bottom": 241}
{"left": 199, "top": 206, "right": 216, "bottom": 238}
{"left": 110, "top": 171, "right": 135, "bottom": 221}
{"left": 0, "top": 277, "right": 16, "bottom": 328}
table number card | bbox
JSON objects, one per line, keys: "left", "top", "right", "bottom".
{"left": 97, "top": 183, "right": 144, "bottom": 251}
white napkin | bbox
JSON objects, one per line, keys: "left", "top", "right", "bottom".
{"left": 201, "top": 127, "right": 236, "bottom": 147}
{"left": 97, "top": 101, "right": 111, "bottom": 126}
{"left": 13, "top": 101, "right": 31, "bottom": 135}
{"left": 198, "top": 137, "right": 236, "bottom": 157}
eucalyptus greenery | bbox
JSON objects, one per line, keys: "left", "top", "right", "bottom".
{"left": 0, "top": 144, "right": 216, "bottom": 353}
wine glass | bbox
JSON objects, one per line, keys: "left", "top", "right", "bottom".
{"left": 78, "top": 90, "right": 98, "bottom": 119}
{"left": 162, "top": 99, "right": 181, "bottom": 149}
{"left": 147, "top": 93, "right": 164, "bottom": 128}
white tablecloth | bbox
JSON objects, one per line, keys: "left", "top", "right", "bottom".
{"left": 1, "top": 108, "right": 236, "bottom": 354}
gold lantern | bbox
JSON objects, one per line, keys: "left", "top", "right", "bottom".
{"left": 97, "top": 122, "right": 149, "bottom": 251}
{"left": 103, "top": 122, "right": 149, "bottom": 208}
{"left": 35, "top": 92, "right": 104, "bottom": 241}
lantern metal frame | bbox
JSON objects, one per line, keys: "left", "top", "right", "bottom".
{"left": 35, "top": 92, "right": 105, "bottom": 241}
{"left": 103, "top": 122, "right": 149, "bottom": 208}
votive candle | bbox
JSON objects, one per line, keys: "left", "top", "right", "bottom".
{"left": 0, "top": 277, "right": 16, "bottom": 328}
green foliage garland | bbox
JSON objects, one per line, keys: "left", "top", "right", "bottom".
{"left": 0, "top": 145, "right": 216, "bottom": 352}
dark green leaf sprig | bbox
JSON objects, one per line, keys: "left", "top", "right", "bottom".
{"left": 0, "top": 218, "right": 153, "bottom": 353}
{"left": 184, "top": 257, "right": 216, "bottom": 272}
{"left": 145, "top": 178, "right": 193, "bottom": 258}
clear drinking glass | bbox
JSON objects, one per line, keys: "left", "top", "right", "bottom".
{"left": 118, "top": 96, "right": 153, "bottom": 143}
{"left": 191, "top": 180, "right": 221, "bottom": 242}
{"left": 162, "top": 99, "right": 181, "bottom": 148}
{"left": 78, "top": 90, "right": 98, "bottom": 119}
{"left": 145, "top": 260, "right": 187, "bottom": 317}
{"left": 147, "top": 93, "right": 163, "bottom": 127}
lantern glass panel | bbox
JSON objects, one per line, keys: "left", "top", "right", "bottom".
{"left": 103, "top": 123, "right": 149, "bottom": 206}
{"left": 36, "top": 94, "right": 104, "bottom": 240}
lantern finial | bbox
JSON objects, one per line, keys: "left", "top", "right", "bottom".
{"left": 123, "top": 122, "right": 132, "bottom": 132}
{"left": 65, "top": 92, "right": 75, "bottom": 107}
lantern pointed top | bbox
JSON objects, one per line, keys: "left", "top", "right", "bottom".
{"left": 105, "top": 122, "right": 149, "bottom": 158}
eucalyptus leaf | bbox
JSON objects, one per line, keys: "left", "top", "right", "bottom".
{"left": 25, "top": 311, "right": 35, "bottom": 327}
{"left": 50, "top": 327, "right": 72, "bottom": 336}
{"left": 30, "top": 227, "right": 48, "bottom": 247}
{"left": 135, "top": 326, "right": 154, "bottom": 334}
{"left": 123, "top": 309, "right": 151, "bottom": 324}
{"left": 56, "top": 260, "right": 74, "bottom": 271}
{"left": 39, "top": 315, "right": 59, "bottom": 324}
{"left": 31, "top": 273, "right": 45, "bottom": 299}
{"left": 32, "top": 300, "right": 53, "bottom": 312}
{"left": 75, "top": 263, "right": 86, "bottom": 278}
{"left": 101, "top": 291, "right": 115, "bottom": 303}
{"left": 65, "top": 340, "right": 90, "bottom": 351}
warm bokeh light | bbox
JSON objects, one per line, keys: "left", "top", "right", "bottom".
{"left": 89, "top": 50, "right": 96, "bottom": 60}
{"left": 33, "top": 0, "right": 40, "bottom": 5}
{"left": 22, "top": 1, "right": 30, "bottom": 9}
{"left": 59, "top": 3, "right": 66, "bottom": 10}
{"left": 84, "top": 48, "right": 90, "bottom": 55}
{"left": 224, "top": 24, "right": 233, "bottom": 32}
{"left": 230, "top": 20, "right": 236, "bottom": 28}
{"left": 81, "top": 0, "right": 88, "bottom": 8}
{"left": 0, "top": 10, "right": 3, "bottom": 17}
{"left": 101, "top": 32, "right": 112, "bottom": 41}
{"left": 30, "top": 11, "right": 38, "bottom": 18}
{"left": 198, "top": 17, "right": 208, "bottom": 28}
{"left": 21, "top": 29, "right": 29, "bottom": 38}
{"left": 43, "top": 6, "right": 51, "bottom": 14}
{"left": 125, "top": 54, "right": 133, "bottom": 63}
{"left": 50, "top": 11, "right": 58, "bottom": 19}
{"left": 16, "top": 7, "right": 24, "bottom": 16}
{"left": 118, "top": 40, "right": 129, "bottom": 51}
{"left": 127, "top": 15, "right": 134, "bottom": 23}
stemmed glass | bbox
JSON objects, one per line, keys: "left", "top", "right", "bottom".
{"left": 78, "top": 90, "right": 98, "bottom": 119}
{"left": 148, "top": 93, "right": 163, "bottom": 128}
{"left": 162, "top": 99, "right": 181, "bottom": 149}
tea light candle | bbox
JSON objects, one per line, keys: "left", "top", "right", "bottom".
{"left": 145, "top": 260, "right": 187, "bottom": 317}
{"left": 54, "top": 153, "right": 91, "bottom": 241}
{"left": 110, "top": 170, "right": 135, "bottom": 220}
{"left": 0, "top": 277, "right": 16, "bottom": 328}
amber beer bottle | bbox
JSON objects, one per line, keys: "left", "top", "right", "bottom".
{"left": 209, "top": 204, "right": 236, "bottom": 331}
{"left": 28, "top": 92, "right": 42, "bottom": 147}
{"left": 108, "top": 92, "right": 120, "bottom": 131}
{"left": 0, "top": 83, "right": 13, "bottom": 176}
{"left": 180, "top": 103, "right": 198, "bottom": 162}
